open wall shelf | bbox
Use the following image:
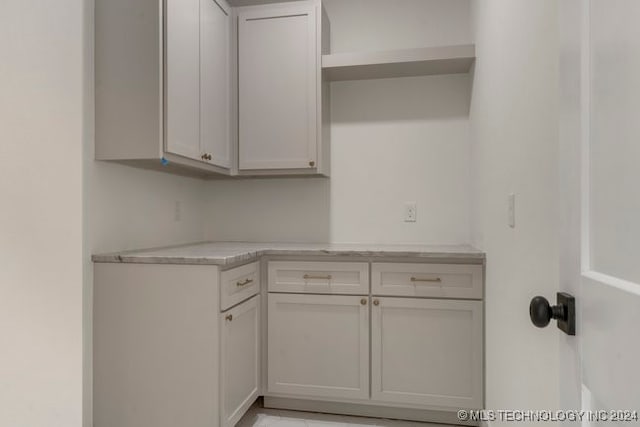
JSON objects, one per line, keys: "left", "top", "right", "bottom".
{"left": 322, "top": 44, "right": 475, "bottom": 81}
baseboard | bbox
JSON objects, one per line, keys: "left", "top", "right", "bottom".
{"left": 263, "top": 397, "right": 479, "bottom": 426}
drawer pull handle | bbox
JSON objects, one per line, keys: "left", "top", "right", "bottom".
{"left": 410, "top": 277, "right": 442, "bottom": 283}
{"left": 236, "top": 278, "right": 253, "bottom": 287}
{"left": 303, "top": 274, "right": 332, "bottom": 280}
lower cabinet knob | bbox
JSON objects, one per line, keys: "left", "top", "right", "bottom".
{"left": 373, "top": 299, "right": 380, "bottom": 306}
{"left": 225, "top": 314, "right": 233, "bottom": 322}
{"left": 361, "top": 298, "right": 367, "bottom": 305}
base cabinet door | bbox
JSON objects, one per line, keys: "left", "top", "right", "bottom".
{"left": 371, "top": 298, "right": 483, "bottom": 410}
{"left": 221, "top": 295, "right": 261, "bottom": 427}
{"left": 267, "top": 294, "right": 369, "bottom": 400}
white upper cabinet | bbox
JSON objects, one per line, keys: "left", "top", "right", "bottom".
{"left": 237, "top": 1, "right": 329, "bottom": 175}
{"left": 201, "top": 0, "right": 232, "bottom": 168}
{"left": 166, "top": 0, "right": 232, "bottom": 167}
{"left": 96, "top": 0, "right": 233, "bottom": 177}
{"left": 166, "top": 0, "right": 202, "bottom": 161}
{"left": 96, "top": 0, "right": 328, "bottom": 178}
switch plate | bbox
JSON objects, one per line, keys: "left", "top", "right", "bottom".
{"left": 508, "top": 194, "right": 515, "bottom": 228}
{"left": 404, "top": 202, "right": 417, "bottom": 222}
{"left": 174, "top": 201, "right": 182, "bottom": 222}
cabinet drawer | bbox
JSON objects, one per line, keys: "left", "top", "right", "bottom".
{"left": 220, "top": 262, "right": 260, "bottom": 311}
{"left": 268, "top": 261, "right": 369, "bottom": 295}
{"left": 372, "top": 263, "right": 483, "bottom": 299}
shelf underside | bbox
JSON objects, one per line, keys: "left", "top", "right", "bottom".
{"left": 322, "top": 44, "right": 475, "bottom": 81}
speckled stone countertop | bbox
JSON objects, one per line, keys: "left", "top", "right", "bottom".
{"left": 92, "top": 242, "right": 485, "bottom": 267}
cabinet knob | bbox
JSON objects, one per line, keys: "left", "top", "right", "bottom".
{"left": 373, "top": 299, "right": 380, "bottom": 306}
{"left": 360, "top": 298, "right": 367, "bottom": 306}
{"left": 225, "top": 314, "right": 233, "bottom": 322}
{"left": 309, "top": 161, "right": 316, "bottom": 167}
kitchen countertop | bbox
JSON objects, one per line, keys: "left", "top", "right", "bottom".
{"left": 92, "top": 242, "right": 485, "bottom": 267}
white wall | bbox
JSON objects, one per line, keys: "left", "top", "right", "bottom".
{"left": 88, "top": 164, "right": 206, "bottom": 254}
{"left": 205, "top": 0, "right": 473, "bottom": 244}
{"left": 0, "top": 2, "right": 85, "bottom": 426}
{"left": 329, "top": 74, "right": 471, "bottom": 244}
{"left": 470, "top": 1, "right": 560, "bottom": 423}
{"left": 324, "top": 0, "right": 471, "bottom": 53}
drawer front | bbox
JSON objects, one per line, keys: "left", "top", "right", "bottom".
{"left": 372, "top": 263, "right": 483, "bottom": 299}
{"left": 268, "top": 261, "right": 369, "bottom": 295}
{"left": 220, "top": 261, "right": 260, "bottom": 311}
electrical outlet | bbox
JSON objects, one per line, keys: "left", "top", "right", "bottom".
{"left": 404, "top": 202, "right": 417, "bottom": 222}
{"left": 174, "top": 201, "right": 182, "bottom": 222}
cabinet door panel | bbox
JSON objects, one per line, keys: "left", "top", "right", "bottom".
{"left": 221, "top": 295, "right": 261, "bottom": 427}
{"left": 165, "top": 0, "right": 201, "bottom": 160}
{"left": 238, "top": 4, "right": 317, "bottom": 170}
{"left": 267, "top": 294, "right": 368, "bottom": 400}
{"left": 201, "top": 0, "right": 231, "bottom": 168}
{"left": 371, "top": 298, "right": 483, "bottom": 410}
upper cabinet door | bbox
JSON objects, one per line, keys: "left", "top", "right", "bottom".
{"left": 165, "top": 0, "right": 201, "bottom": 160}
{"left": 200, "top": 0, "right": 231, "bottom": 168}
{"left": 238, "top": 4, "right": 318, "bottom": 171}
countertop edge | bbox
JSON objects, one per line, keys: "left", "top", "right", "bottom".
{"left": 92, "top": 247, "right": 486, "bottom": 266}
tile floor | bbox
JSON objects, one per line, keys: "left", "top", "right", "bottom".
{"left": 236, "top": 403, "right": 462, "bottom": 427}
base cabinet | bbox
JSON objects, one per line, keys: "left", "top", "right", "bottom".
{"left": 267, "top": 293, "right": 369, "bottom": 400}
{"left": 371, "top": 297, "right": 483, "bottom": 410}
{"left": 221, "top": 295, "right": 261, "bottom": 427}
{"left": 265, "top": 261, "right": 485, "bottom": 415}
{"left": 94, "top": 257, "right": 484, "bottom": 427}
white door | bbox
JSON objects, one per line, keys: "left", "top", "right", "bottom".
{"left": 559, "top": 0, "right": 640, "bottom": 423}
{"left": 220, "top": 295, "right": 260, "bottom": 427}
{"left": 200, "top": 0, "right": 231, "bottom": 168}
{"left": 165, "top": 0, "right": 201, "bottom": 160}
{"left": 371, "top": 297, "right": 483, "bottom": 410}
{"left": 267, "top": 293, "right": 369, "bottom": 400}
{"left": 237, "top": 3, "right": 318, "bottom": 170}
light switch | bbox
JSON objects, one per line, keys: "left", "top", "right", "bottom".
{"left": 174, "top": 200, "right": 182, "bottom": 222}
{"left": 508, "top": 194, "right": 515, "bottom": 228}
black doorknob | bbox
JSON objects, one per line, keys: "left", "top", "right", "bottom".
{"left": 529, "top": 292, "right": 576, "bottom": 335}
{"left": 529, "top": 296, "right": 563, "bottom": 327}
